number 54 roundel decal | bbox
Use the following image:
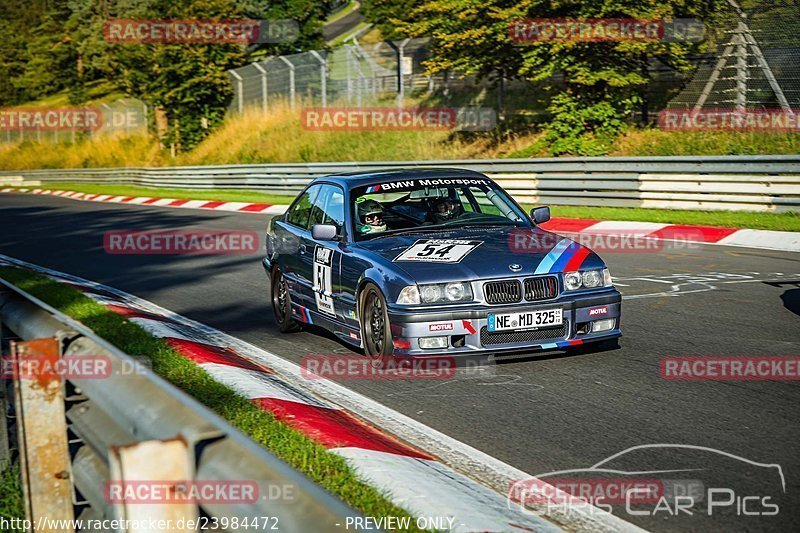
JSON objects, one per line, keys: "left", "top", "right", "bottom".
{"left": 394, "top": 239, "right": 482, "bottom": 263}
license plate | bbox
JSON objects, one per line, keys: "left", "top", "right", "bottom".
{"left": 487, "top": 308, "right": 563, "bottom": 332}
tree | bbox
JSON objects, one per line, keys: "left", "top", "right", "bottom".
{"left": 110, "top": 0, "right": 328, "bottom": 150}
{"left": 399, "top": 0, "right": 722, "bottom": 154}
{"left": 361, "top": 0, "right": 422, "bottom": 40}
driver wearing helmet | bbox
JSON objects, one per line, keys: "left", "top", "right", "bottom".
{"left": 431, "top": 197, "right": 463, "bottom": 224}
{"left": 357, "top": 199, "right": 388, "bottom": 235}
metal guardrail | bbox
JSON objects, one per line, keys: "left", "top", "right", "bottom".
{"left": 0, "top": 278, "right": 361, "bottom": 532}
{"left": 2, "top": 155, "right": 799, "bottom": 212}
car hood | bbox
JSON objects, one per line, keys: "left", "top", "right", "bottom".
{"left": 353, "top": 225, "right": 605, "bottom": 284}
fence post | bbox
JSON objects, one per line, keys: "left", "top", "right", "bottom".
{"left": 345, "top": 46, "right": 353, "bottom": 103}
{"left": 279, "top": 56, "right": 296, "bottom": 110}
{"left": 388, "top": 38, "right": 411, "bottom": 106}
{"left": 12, "top": 337, "right": 74, "bottom": 532}
{"left": 310, "top": 51, "right": 327, "bottom": 108}
{"left": 100, "top": 102, "right": 112, "bottom": 138}
{"left": 733, "top": 22, "right": 748, "bottom": 113}
{"left": 230, "top": 71, "right": 244, "bottom": 114}
{"left": 253, "top": 60, "right": 270, "bottom": 114}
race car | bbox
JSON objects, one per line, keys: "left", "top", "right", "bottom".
{"left": 262, "top": 168, "right": 621, "bottom": 358}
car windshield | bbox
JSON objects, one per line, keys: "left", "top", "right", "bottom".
{"left": 352, "top": 177, "right": 530, "bottom": 240}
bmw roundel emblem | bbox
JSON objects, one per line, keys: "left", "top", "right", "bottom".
{"left": 509, "top": 263, "right": 522, "bottom": 272}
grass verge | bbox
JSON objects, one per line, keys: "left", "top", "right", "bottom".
{"left": 0, "top": 464, "right": 25, "bottom": 532}
{"left": 4, "top": 184, "right": 799, "bottom": 231}
{"left": 0, "top": 267, "right": 427, "bottom": 532}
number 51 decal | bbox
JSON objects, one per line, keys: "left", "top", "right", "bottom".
{"left": 313, "top": 246, "right": 336, "bottom": 316}
{"left": 394, "top": 239, "right": 482, "bottom": 263}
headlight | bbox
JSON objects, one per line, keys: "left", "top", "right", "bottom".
{"left": 397, "top": 286, "right": 420, "bottom": 304}
{"left": 564, "top": 268, "right": 612, "bottom": 291}
{"left": 445, "top": 282, "right": 467, "bottom": 301}
{"left": 564, "top": 271, "right": 582, "bottom": 291}
{"left": 420, "top": 284, "right": 443, "bottom": 302}
{"left": 397, "top": 282, "right": 473, "bottom": 304}
{"left": 582, "top": 270, "right": 603, "bottom": 288}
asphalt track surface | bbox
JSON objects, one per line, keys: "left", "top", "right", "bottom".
{"left": 1, "top": 193, "right": 798, "bottom": 532}
{"left": 323, "top": 5, "right": 365, "bottom": 41}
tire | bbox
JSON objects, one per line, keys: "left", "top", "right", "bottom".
{"left": 359, "top": 283, "right": 394, "bottom": 360}
{"left": 271, "top": 268, "right": 300, "bottom": 333}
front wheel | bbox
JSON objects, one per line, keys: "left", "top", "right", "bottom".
{"left": 271, "top": 268, "right": 300, "bottom": 333}
{"left": 359, "top": 283, "right": 394, "bottom": 360}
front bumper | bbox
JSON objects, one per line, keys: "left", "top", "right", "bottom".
{"left": 387, "top": 289, "right": 621, "bottom": 356}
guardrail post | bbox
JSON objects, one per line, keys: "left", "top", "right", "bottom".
{"left": 0, "top": 373, "right": 9, "bottom": 471}
{"left": 0, "top": 318, "right": 9, "bottom": 471}
{"left": 12, "top": 337, "right": 74, "bottom": 532}
{"left": 108, "top": 438, "right": 197, "bottom": 533}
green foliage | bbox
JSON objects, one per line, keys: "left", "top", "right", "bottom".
{"left": 545, "top": 93, "right": 629, "bottom": 155}
{"left": 0, "top": 0, "right": 327, "bottom": 151}
{"left": 0, "top": 464, "right": 25, "bottom": 532}
{"left": 399, "top": 0, "right": 723, "bottom": 155}
{"left": 361, "top": 0, "right": 422, "bottom": 40}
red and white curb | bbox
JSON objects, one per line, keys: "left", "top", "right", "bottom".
{"left": 0, "top": 187, "right": 288, "bottom": 215}
{"left": 0, "top": 254, "right": 642, "bottom": 533}
{"left": 541, "top": 217, "right": 800, "bottom": 253}
{"left": 3, "top": 187, "right": 798, "bottom": 253}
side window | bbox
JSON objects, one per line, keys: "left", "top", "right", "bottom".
{"left": 286, "top": 185, "right": 321, "bottom": 229}
{"left": 308, "top": 186, "right": 331, "bottom": 227}
{"left": 322, "top": 188, "right": 345, "bottom": 230}
{"left": 458, "top": 188, "right": 475, "bottom": 213}
{"left": 309, "top": 185, "right": 345, "bottom": 231}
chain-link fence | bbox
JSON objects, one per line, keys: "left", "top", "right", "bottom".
{"left": 229, "top": 39, "right": 431, "bottom": 113}
{"left": 667, "top": 0, "right": 800, "bottom": 111}
{"left": 229, "top": 0, "right": 799, "bottom": 122}
{"left": 4, "top": 0, "right": 796, "bottom": 146}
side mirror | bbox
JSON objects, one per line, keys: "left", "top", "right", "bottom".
{"left": 311, "top": 224, "right": 339, "bottom": 241}
{"left": 530, "top": 206, "right": 551, "bottom": 225}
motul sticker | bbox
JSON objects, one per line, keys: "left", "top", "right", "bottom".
{"left": 588, "top": 306, "right": 608, "bottom": 316}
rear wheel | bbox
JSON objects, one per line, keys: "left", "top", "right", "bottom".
{"left": 360, "top": 283, "right": 394, "bottom": 360}
{"left": 271, "top": 268, "right": 300, "bottom": 333}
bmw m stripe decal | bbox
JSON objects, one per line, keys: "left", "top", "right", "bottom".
{"left": 550, "top": 242, "right": 585, "bottom": 273}
{"left": 534, "top": 238, "right": 592, "bottom": 274}
{"left": 563, "top": 247, "right": 591, "bottom": 272}
{"left": 365, "top": 185, "right": 381, "bottom": 193}
{"left": 293, "top": 305, "right": 313, "bottom": 324}
{"left": 541, "top": 339, "right": 584, "bottom": 350}
{"left": 533, "top": 238, "right": 572, "bottom": 274}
